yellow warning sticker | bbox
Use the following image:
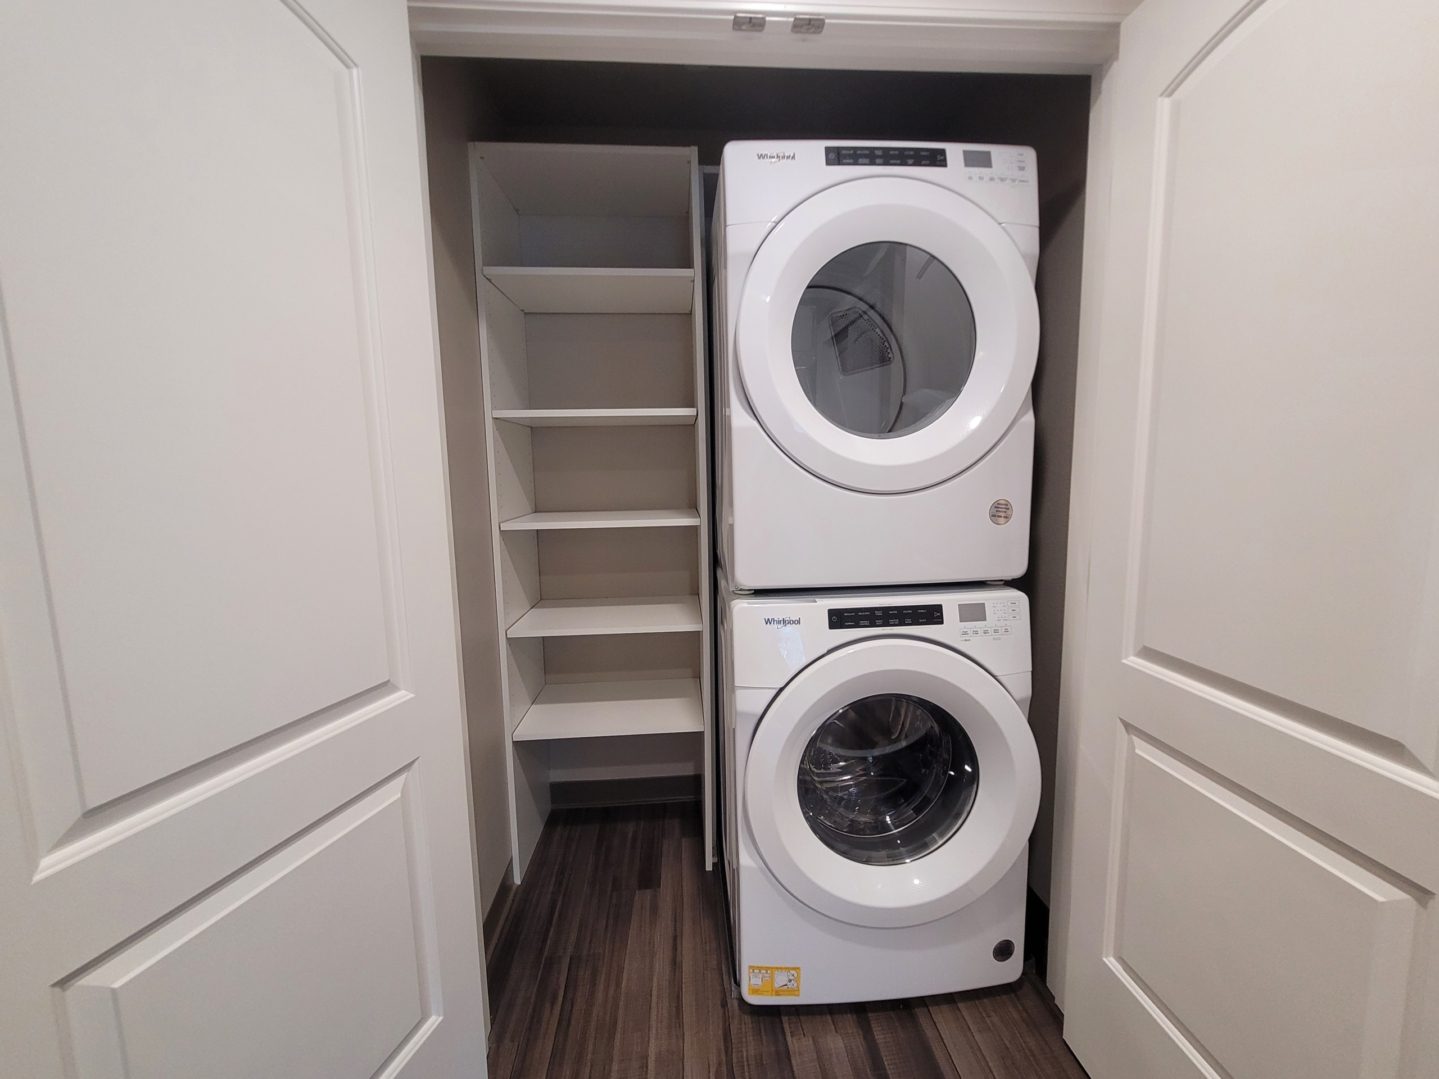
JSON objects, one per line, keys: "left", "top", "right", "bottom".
{"left": 747, "top": 965, "right": 801, "bottom": 998}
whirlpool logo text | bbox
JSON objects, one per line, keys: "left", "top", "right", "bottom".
{"left": 754, "top": 151, "right": 797, "bottom": 162}
{"left": 763, "top": 616, "right": 802, "bottom": 627}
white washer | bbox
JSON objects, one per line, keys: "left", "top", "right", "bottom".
{"left": 714, "top": 141, "right": 1039, "bottom": 590}
{"left": 719, "top": 581, "right": 1040, "bottom": 1005}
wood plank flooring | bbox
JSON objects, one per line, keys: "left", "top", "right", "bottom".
{"left": 485, "top": 803, "right": 1089, "bottom": 1079}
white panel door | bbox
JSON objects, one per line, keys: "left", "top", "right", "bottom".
{"left": 0, "top": 1, "right": 488, "bottom": 1076}
{"left": 1054, "top": 1, "right": 1439, "bottom": 1077}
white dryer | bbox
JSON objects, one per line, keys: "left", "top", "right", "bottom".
{"left": 719, "top": 581, "right": 1040, "bottom": 1005}
{"left": 713, "top": 141, "right": 1039, "bottom": 590}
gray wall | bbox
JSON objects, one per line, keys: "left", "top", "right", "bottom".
{"left": 1028, "top": 128, "right": 1088, "bottom": 903}
{"left": 419, "top": 60, "right": 511, "bottom": 925}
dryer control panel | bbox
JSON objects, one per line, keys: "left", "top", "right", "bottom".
{"left": 961, "top": 145, "right": 1033, "bottom": 187}
{"left": 824, "top": 145, "right": 947, "bottom": 167}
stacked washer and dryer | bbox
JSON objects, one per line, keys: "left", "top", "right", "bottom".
{"left": 712, "top": 141, "right": 1044, "bottom": 1005}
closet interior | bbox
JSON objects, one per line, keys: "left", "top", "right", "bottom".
{"left": 420, "top": 58, "right": 1091, "bottom": 967}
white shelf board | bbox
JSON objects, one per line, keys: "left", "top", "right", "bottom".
{"left": 512, "top": 678, "right": 703, "bottom": 741}
{"left": 492, "top": 407, "right": 697, "bottom": 427}
{"left": 472, "top": 143, "right": 693, "bottom": 217}
{"left": 507, "top": 595, "right": 702, "bottom": 638}
{"left": 499, "top": 509, "right": 699, "bottom": 531}
{"left": 483, "top": 267, "right": 694, "bottom": 314}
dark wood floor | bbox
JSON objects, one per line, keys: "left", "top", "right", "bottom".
{"left": 485, "top": 802, "right": 1088, "bottom": 1079}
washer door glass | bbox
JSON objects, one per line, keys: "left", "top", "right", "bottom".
{"left": 790, "top": 243, "right": 976, "bottom": 440}
{"left": 797, "top": 692, "right": 979, "bottom": 866}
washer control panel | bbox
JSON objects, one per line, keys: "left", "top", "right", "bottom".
{"left": 955, "top": 596, "right": 1021, "bottom": 640}
{"left": 828, "top": 603, "right": 943, "bottom": 629}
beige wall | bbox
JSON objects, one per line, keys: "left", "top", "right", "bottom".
{"left": 419, "top": 60, "right": 511, "bottom": 920}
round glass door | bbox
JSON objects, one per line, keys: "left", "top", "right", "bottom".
{"left": 735, "top": 177, "right": 1038, "bottom": 494}
{"left": 798, "top": 692, "right": 979, "bottom": 866}
{"left": 743, "top": 637, "right": 1041, "bottom": 928}
{"left": 791, "top": 243, "right": 976, "bottom": 440}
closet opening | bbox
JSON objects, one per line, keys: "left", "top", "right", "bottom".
{"left": 419, "top": 55, "right": 1091, "bottom": 1028}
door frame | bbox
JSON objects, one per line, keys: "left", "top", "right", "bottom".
{"left": 409, "top": 0, "right": 1125, "bottom": 1014}
{"left": 408, "top": 0, "right": 1126, "bottom": 74}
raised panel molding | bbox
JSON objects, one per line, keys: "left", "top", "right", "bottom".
{"left": 60, "top": 771, "right": 437, "bottom": 1079}
{"left": 408, "top": 0, "right": 1129, "bottom": 72}
{"left": 0, "top": 0, "right": 409, "bottom": 856}
{"left": 1122, "top": 0, "right": 1439, "bottom": 774}
{"left": 1118, "top": 655, "right": 1439, "bottom": 896}
{"left": 1110, "top": 733, "right": 1419, "bottom": 1079}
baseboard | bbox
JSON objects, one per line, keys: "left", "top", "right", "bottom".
{"left": 482, "top": 861, "right": 516, "bottom": 966}
{"left": 549, "top": 774, "right": 701, "bottom": 809}
{"left": 1025, "top": 887, "right": 1050, "bottom": 981}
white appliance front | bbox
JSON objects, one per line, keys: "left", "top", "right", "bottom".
{"left": 715, "top": 141, "right": 1040, "bottom": 591}
{"left": 720, "top": 583, "right": 1040, "bottom": 1005}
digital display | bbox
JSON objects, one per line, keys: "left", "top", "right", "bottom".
{"left": 962, "top": 150, "right": 993, "bottom": 169}
{"left": 957, "top": 602, "right": 988, "bottom": 623}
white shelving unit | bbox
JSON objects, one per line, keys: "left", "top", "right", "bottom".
{"left": 470, "top": 143, "right": 713, "bottom": 880}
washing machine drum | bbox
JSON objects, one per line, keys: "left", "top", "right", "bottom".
{"left": 745, "top": 638, "right": 1040, "bottom": 928}
{"left": 736, "top": 176, "right": 1038, "bottom": 494}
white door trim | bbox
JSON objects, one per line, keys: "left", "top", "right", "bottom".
{"left": 408, "top": 0, "right": 1127, "bottom": 73}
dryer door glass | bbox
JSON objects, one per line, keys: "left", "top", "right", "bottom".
{"left": 797, "top": 692, "right": 979, "bottom": 866}
{"left": 790, "top": 243, "right": 976, "bottom": 439}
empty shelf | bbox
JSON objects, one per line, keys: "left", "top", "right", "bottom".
{"left": 512, "top": 678, "right": 703, "bottom": 741}
{"left": 493, "top": 408, "right": 697, "bottom": 427}
{"left": 483, "top": 267, "right": 694, "bottom": 313}
{"left": 507, "top": 595, "right": 702, "bottom": 638}
{"left": 499, "top": 509, "right": 700, "bottom": 531}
